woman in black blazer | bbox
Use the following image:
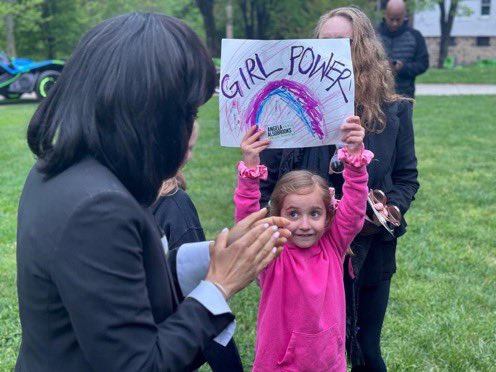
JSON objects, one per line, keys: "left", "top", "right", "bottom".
{"left": 260, "top": 7, "right": 419, "bottom": 372}
{"left": 16, "top": 13, "right": 289, "bottom": 371}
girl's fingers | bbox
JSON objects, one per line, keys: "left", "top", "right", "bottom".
{"left": 244, "top": 129, "right": 266, "bottom": 147}
{"left": 344, "top": 136, "right": 364, "bottom": 145}
{"left": 241, "top": 126, "right": 256, "bottom": 142}
{"left": 345, "top": 116, "right": 361, "bottom": 124}
{"left": 252, "top": 139, "right": 271, "bottom": 149}
{"left": 342, "top": 130, "right": 364, "bottom": 139}
{"left": 341, "top": 122, "right": 363, "bottom": 131}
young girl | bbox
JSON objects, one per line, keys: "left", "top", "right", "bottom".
{"left": 234, "top": 119, "right": 373, "bottom": 371}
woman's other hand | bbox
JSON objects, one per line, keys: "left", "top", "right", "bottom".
{"left": 206, "top": 217, "right": 288, "bottom": 299}
{"left": 240, "top": 126, "right": 271, "bottom": 169}
{"left": 341, "top": 116, "right": 365, "bottom": 156}
{"left": 228, "top": 208, "right": 291, "bottom": 248}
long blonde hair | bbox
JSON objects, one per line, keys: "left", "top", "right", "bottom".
{"left": 314, "top": 7, "right": 402, "bottom": 132}
{"left": 159, "top": 171, "right": 187, "bottom": 196}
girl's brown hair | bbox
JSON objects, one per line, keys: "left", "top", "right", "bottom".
{"left": 270, "top": 170, "right": 334, "bottom": 225}
{"left": 314, "top": 6, "right": 403, "bottom": 133}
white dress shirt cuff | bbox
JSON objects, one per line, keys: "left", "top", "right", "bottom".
{"left": 187, "top": 280, "right": 236, "bottom": 346}
{"left": 176, "top": 241, "right": 211, "bottom": 296}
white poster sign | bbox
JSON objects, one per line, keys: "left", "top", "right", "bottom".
{"left": 219, "top": 39, "right": 354, "bottom": 148}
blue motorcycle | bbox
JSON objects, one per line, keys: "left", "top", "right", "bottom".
{"left": 0, "top": 51, "right": 64, "bottom": 100}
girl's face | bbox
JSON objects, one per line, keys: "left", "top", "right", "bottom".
{"left": 280, "top": 187, "right": 327, "bottom": 248}
{"left": 318, "top": 15, "right": 353, "bottom": 39}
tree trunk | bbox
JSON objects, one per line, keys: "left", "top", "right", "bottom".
{"left": 255, "top": 0, "right": 270, "bottom": 39}
{"left": 239, "top": 0, "right": 255, "bottom": 38}
{"left": 5, "top": 0, "right": 16, "bottom": 57}
{"left": 226, "top": 0, "right": 233, "bottom": 38}
{"left": 196, "top": 0, "right": 219, "bottom": 57}
{"left": 42, "top": 0, "right": 56, "bottom": 59}
{"left": 438, "top": 0, "right": 458, "bottom": 68}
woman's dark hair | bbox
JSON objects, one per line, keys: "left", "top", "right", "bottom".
{"left": 27, "top": 13, "right": 216, "bottom": 205}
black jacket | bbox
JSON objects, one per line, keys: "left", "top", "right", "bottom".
{"left": 377, "top": 21, "right": 429, "bottom": 98}
{"left": 16, "top": 157, "right": 233, "bottom": 371}
{"left": 151, "top": 190, "right": 244, "bottom": 372}
{"left": 152, "top": 189, "right": 206, "bottom": 252}
{"left": 260, "top": 100, "right": 419, "bottom": 285}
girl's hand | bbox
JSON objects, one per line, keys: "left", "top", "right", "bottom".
{"left": 341, "top": 116, "right": 365, "bottom": 156}
{"left": 240, "top": 126, "right": 271, "bottom": 169}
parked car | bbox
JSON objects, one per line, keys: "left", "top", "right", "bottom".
{"left": 0, "top": 51, "right": 64, "bottom": 100}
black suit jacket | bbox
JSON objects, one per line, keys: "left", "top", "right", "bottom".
{"left": 16, "top": 157, "right": 233, "bottom": 371}
{"left": 260, "top": 100, "right": 419, "bottom": 284}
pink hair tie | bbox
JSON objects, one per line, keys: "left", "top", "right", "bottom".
{"left": 337, "top": 144, "right": 374, "bottom": 168}
{"left": 237, "top": 161, "right": 268, "bottom": 180}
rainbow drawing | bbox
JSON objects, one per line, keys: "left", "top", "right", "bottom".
{"left": 245, "top": 79, "right": 325, "bottom": 139}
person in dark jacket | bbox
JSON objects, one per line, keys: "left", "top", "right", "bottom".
{"left": 261, "top": 7, "right": 419, "bottom": 371}
{"left": 152, "top": 123, "right": 244, "bottom": 372}
{"left": 15, "top": 13, "right": 291, "bottom": 372}
{"left": 377, "top": 0, "right": 429, "bottom": 98}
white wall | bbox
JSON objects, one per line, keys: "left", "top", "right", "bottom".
{"left": 414, "top": 0, "right": 496, "bottom": 36}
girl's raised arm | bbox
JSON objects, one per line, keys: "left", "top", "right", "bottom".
{"left": 234, "top": 127, "right": 271, "bottom": 222}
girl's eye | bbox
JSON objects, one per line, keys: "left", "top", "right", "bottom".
{"left": 311, "top": 210, "right": 321, "bottom": 218}
{"left": 289, "top": 210, "right": 299, "bottom": 218}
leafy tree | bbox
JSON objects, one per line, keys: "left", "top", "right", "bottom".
{"left": 0, "top": 0, "right": 43, "bottom": 57}
{"left": 436, "top": 0, "right": 460, "bottom": 68}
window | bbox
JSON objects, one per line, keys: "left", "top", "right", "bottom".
{"left": 481, "top": 0, "right": 491, "bottom": 16}
{"left": 476, "top": 37, "right": 490, "bottom": 47}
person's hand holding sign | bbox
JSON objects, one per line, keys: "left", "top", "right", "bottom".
{"left": 240, "top": 126, "right": 272, "bottom": 169}
{"left": 341, "top": 115, "right": 365, "bottom": 155}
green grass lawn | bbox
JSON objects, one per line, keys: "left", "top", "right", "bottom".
{"left": 1, "top": 95, "right": 495, "bottom": 371}
{"left": 417, "top": 63, "right": 496, "bottom": 84}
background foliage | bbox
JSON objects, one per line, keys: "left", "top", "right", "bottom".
{"left": 0, "top": 0, "right": 379, "bottom": 59}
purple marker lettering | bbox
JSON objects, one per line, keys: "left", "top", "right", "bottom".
{"left": 288, "top": 46, "right": 304, "bottom": 75}
{"left": 256, "top": 53, "right": 283, "bottom": 78}
{"left": 298, "top": 48, "right": 315, "bottom": 75}
{"left": 245, "top": 58, "right": 265, "bottom": 85}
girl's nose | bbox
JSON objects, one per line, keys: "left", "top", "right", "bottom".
{"left": 300, "top": 216, "right": 311, "bottom": 230}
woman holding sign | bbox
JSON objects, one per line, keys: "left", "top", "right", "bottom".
{"left": 260, "top": 7, "right": 419, "bottom": 372}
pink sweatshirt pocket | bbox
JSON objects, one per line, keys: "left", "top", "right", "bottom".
{"left": 277, "top": 325, "right": 344, "bottom": 371}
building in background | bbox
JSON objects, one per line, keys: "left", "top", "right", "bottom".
{"left": 414, "top": 0, "right": 496, "bottom": 66}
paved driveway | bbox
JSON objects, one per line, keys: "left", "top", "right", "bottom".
{"left": 416, "top": 84, "right": 496, "bottom": 95}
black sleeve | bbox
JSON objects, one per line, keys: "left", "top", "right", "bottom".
{"left": 398, "top": 29, "right": 429, "bottom": 79}
{"left": 259, "top": 148, "right": 283, "bottom": 207}
{"left": 387, "top": 100, "right": 420, "bottom": 217}
{"left": 52, "top": 191, "right": 233, "bottom": 372}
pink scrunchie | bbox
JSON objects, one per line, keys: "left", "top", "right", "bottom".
{"left": 337, "top": 144, "right": 374, "bottom": 168}
{"left": 237, "top": 161, "right": 268, "bottom": 180}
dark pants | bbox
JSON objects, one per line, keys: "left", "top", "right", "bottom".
{"left": 351, "top": 280, "right": 391, "bottom": 372}
{"left": 204, "top": 338, "right": 243, "bottom": 372}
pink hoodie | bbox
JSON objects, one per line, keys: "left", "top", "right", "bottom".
{"left": 234, "top": 147, "right": 372, "bottom": 372}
